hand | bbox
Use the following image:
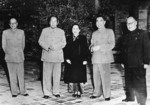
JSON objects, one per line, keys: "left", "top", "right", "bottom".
{"left": 83, "top": 61, "right": 87, "bottom": 65}
{"left": 49, "top": 45, "right": 54, "bottom": 50}
{"left": 92, "top": 46, "right": 100, "bottom": 52}
{"left": 144, "top": 64, "right": 149, "bottom": 69}
{"left": 121, "top": 64, "right": 124, "bottom": 68}
{"left": 66, "top": 59, "right": 71, "bottom": 64}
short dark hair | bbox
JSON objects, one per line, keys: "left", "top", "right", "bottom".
{"left": 96, "top": 14, "right": 108, "bottom": 21}
{"left": 47, "top": 15, "right": 59, "bottom": 23}
{"left": 71, "top": 23, "right": 81, "bottom": 30}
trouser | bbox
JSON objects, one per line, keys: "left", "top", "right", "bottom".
{"left": 7, "top": 62, "right": 26, "bottom": 95}
{"left": 125, "top": 67, "right": 147, "bottom": 105}
{"left": 43, "top": 62, "right": 61, "bottom": 96}
{"left": 93, "top": 63, "right": 111, "bottom": 98}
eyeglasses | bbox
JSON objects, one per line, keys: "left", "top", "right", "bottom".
{"left": 10, "top": 22, "right": 17, "bottom": 25}
{"left": 127, "top": 21, "right": 135, "bottom": 25}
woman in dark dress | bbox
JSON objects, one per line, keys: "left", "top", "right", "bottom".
{"left": 64, "top": 24, "right": 90, "bottom": 97}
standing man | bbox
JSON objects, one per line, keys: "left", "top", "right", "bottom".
{"left": 2, "top": 18, "right": 28, "bottom": 97}
{"left": 121, "top": 16, "right": 150, "bottom": 105}
{"left": 38, "top": 16, "right": 66, "bottom": 99}
{"left": 90, "top": 14, "right": 115, "bottom": 101}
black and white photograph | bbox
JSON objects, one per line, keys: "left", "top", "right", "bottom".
{"left": 0, "top": 0, "right": 150, "bottom": 105}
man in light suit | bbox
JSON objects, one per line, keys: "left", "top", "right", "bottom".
{"left": 38, "top": 16, "right": 66, "bottom": 99}
{"left": 2, "top": 18, "right": 28, "bottom": 97}
{"left": 90, "top": 14, "right": 115, "bottom": 101}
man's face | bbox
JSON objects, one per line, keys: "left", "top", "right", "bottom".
{"left": 50, "top": 17, "right": 58, "bottom": 29}
{"left": 127, "top": 17, "right": 137, "bottom": 31}
{"left": 96, "top": 17, "right": 106, "bottom": 29}
{"left": 10, "top": 18, "right": 18, "bottom": 30}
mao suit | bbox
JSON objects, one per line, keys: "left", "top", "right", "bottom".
{"left": 121, "top": 29, "right": 150, "bottom": 105}
{"left": 2, "top": 29, "right": 27, "bottom": 95}
{"left": 90, "top": 28, "right": 115, "bottom": 98}
{"left": 38, "top": 27, "right": 66, "bottom": 96}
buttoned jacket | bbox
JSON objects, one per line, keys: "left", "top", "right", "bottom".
{"left": 2, "top": 29, "right": 25, "bottom": 62}
{"left": 38, "top": 27, "right": 66, "bottom": 62}
{"left": 91, "top": 28, "right": 115, "bottom": 64}
{"left": 121, "top": 29, "right": 150, "bottom": 67}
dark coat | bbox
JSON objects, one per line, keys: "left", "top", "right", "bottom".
{"left": 64, "top": 35, "right": 90, "bottom": 83}
{"left": 121, "top": 29, "right": 150, "bottom": 68}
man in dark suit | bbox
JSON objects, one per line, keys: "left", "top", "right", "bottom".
{"left": 121, "top": 16, "right": 150, "bottom": 105}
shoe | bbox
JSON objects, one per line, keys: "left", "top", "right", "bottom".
{"left": 77, "top": 94, "right": 81, "bottom": 98}
{"left": 72, "top": 93, "right": 77, "bottom": 97}
{"left": 76, "top": 91, "right": 81, "bottom": 98}
{"left": 72, "top": 91, "right": 78, "bottom": 97}
{"left": 54, "top": 94, "right": 60, "bottom": 98}
{"left": 90, "top": 95, "right": 99, "bottom": 99}
{"left": 122, "top": 98, "right": 134, "bottom": 102}
{"left": 105, "top": 97, "right": 110, "bottom": 101}
{"left": 12, "top": 95, "right": 17, "bottom": 97}
{"left": 43, "top": 95, "right": 50, "bottom": 99}
{"left": 22, "top": 93, "right": 29, "bottom": 96}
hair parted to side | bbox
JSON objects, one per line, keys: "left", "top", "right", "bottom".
{"left": 95, "top": 14, "right": 109, "bottom": 21}
{"left": 71, "top": 23, "right": 81, "bottom": 30}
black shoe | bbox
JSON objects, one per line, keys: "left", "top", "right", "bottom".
{"left": 43, "top": 95, "right": 50, "bottom": 99}
{"left": 122, "top": 98, "right": 134, "bottom": 102}
{"left": 54, "top": 94, "right": 60, "bottom": 98}
{"left": 72, "top": 93, "right": 77, "bottom": 97}
{"left": 12, "top": 95, "right": 17, "bottom": 97}
{"left": 105, "top": 97, "right": 110, "bottom": 101}
{"left": 22, "top": 93, "right": 29, "bottom": 96}
{"left": 76, "top": 91, "right": 81, "bottom": 98}
{"left": 77, "top": 94, "right": 81, "bottom": 98}
{"left": 90, "top": 96, "right": 99, "bottom": 99}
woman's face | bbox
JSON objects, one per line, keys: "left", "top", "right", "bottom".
{"left": 72, "top": 25, "right": 80, "bottom": 37}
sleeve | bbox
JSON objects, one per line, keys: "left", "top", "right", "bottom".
{"left": 63, "top": 36, "right": 71, "bottom": 60}
{"left": 143, "top": 31, "right": 150, "bottom": 64}
{"left": 89, "top": 33, "right": 94, "bottom": 51}
{"left": 119, "top": 35, "right": 127, "bottom": 65}
{"left": 38, "top": 29, "right": 49, "bottom": 51}
{"left": 53, "top": 31, "right": 66, "bottom": 50}
{"left": 82, "top": 36, "right": 91, "bottom": 61}
{"left": 22, "top": 31, "right": 25, "bottom": 50}
{"left": 2, "top": 31, "right": 6, "bottom": 53}
{"left": 100, "top": 29, "right": 115, "bottom": 51}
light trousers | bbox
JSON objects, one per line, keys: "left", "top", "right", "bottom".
{"left": 93, "top": 63, "right": 111, "bottom": 98}
{"left": 7, "top": 62, "right": 26, "bottom": 95}
{"left": 43, "top": 62, "right": 61, "bottom": 96}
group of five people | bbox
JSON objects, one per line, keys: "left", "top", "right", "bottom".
{"left": 2, "top": 14, "right": 149, "bottom": 105}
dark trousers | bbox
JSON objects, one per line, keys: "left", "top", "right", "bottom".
{"left": 125, "top": 67, "right": 147, "bottom": 105}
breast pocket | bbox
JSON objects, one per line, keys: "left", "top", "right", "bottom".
{"left": 17, "top": 37, "right": 22, "bottom": 43}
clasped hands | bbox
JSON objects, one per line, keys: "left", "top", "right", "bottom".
{"left": 91, "top": 45, "right": 101, "bottom": 52}
{"left": 48, "top": 45, "right": 54, "bottom": 51}
{"left": 66, "top": 59, "right": 87, "bottom": 65}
